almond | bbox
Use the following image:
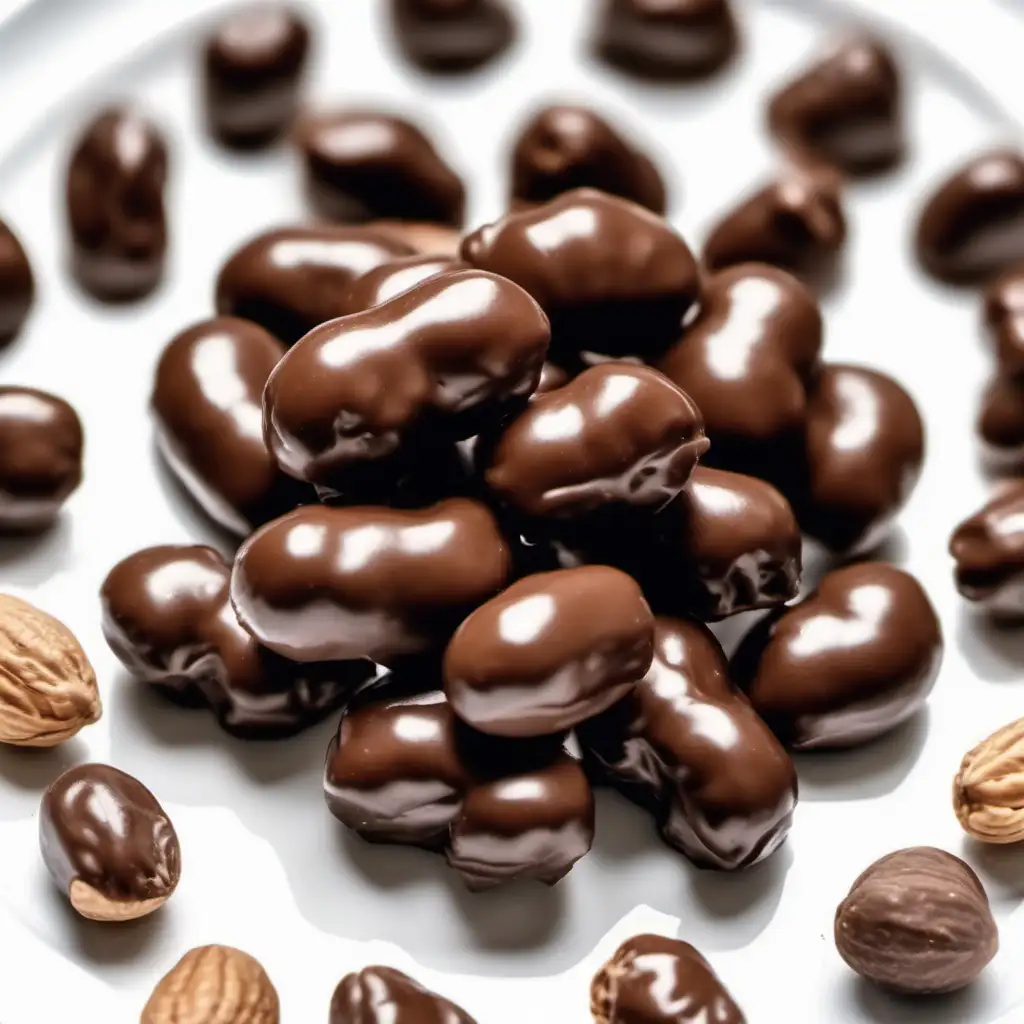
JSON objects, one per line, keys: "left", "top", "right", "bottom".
{"left": 954, "top": 716, "right": 1024, "bottom": 843}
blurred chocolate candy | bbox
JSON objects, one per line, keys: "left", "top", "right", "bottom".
{"left": 389, "top": 0, "right": 515, "bottom": 74}
{"left": 984, "top": 265, "right": 1024, "bottom": 373}
{"left": 979, "top": 372, "right": 1024, "bottom": 465}
{"left": 340, "top": 255, "right": 464, "bottom": 315}
{"left": 366, "top": 219, "right": 462, "bottom": 257}
{"left": 330, "top": 966, "right": 476, "bottom": 1023}
{"left": 0, "top": 219, "right": 33, "bottom": 343}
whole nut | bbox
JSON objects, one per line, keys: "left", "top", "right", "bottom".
{"left": 954, "top": 717, "right": 1024, "bottom": 842}
{"left": 0, "top": 593, "right": 100, "bottom": 746}
{"left": 141, "top": 945, "right": 279, "bottom": 1024}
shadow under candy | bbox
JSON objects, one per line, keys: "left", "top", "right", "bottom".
{"left": 0, "top": 738, "right": 86, "bottom": 821}
{"left": 956, "top": 605, "right": 1024, "bottom": 683}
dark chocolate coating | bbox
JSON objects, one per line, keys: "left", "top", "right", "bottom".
{"left": 152, "top": 316, "right": 310, "bottom": 535}
{"left": 389, "top": 0, "right": 515, "bottom": 74}
{"left": 366, "top": 220, "right": 462, "bottom": 257}
{"left": 215, "top": 224, "right": 415, "bottom": 346}
{"left": 340, "top": 255, "right": 465, "bottom": 315}
{"left": 767, "top": 35, "right": 904, "bottom": 175}
{"left": 702, "top": 164, "right": 846, "bottom": 286}
{"left": 659, "top": 263, "right": 822, "bottom": 479}
{"left": 950, "top": 482, "right": 1024, "bottom": 617}
{"left": 0, "top": 387, "right": 83, "bottom": 531}
{"left": 835, "top": 847, "right": 998, "bottom": 995}
{"left": 263, "top": 269, "right": 550, "bottom": 487}
{"left": 591, "top": 934, "right": 746, "bottom": 1024}
{"left": 482, "top": 364, "right": 708, "bottom": 519}
{"left": 66, "top": 106, "right": 168, "bottom": 301}
{"left": 444, "top": 565, "right": 653, "bottom": 737}
{"left": 0, "top": 219, "right": 33, "bottom": 343}
{"left": 510, "top": 105, "right": 666, "bottom": 214}
{"left": 732, "top": 562, "right": 941, "bottom": 750}
{"left": 592, "top": 0, "right": 738, "bottom": 81}
{"left": 915, "top": 150, "right": 1024, "bottom": 285}
{"left": 578, "top": 617, "right": 796, "bottom": 870}
{"left": 232, "top": 499, "right": 513, "bottom": 664}
{"left": 101, "top": 544, "right": 372, "bottom": 737}
{"left": 978, "top": 372, "right": 1024, "bottom": 464}
{"left": 299, "top": 112, "right": 465, "bottom": 226}
{"left": 330, "top": 966, "right": 476, "bottom": 1024}
{"left": 462, "top": 188, "right": 700, "bottom": 368}
{"left": 39, "top": 764, "right": 180, "bottom": 909}
{"left": 984, "top": 266, "right": 1024, "bottom": 373}
{"left": 202, "top": 3, "right": 310, "bottom": 147}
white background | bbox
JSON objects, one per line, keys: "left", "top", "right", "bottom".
{"left": 2, "top": 0, "right": 1024, "bottom": 1020}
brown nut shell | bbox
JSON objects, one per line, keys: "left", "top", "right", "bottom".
{"left": 954, "top": 717, "right": 1024, "bottom": 843}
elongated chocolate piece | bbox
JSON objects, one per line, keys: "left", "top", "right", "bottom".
{"left": 264, "top": 269, "right": 549, "bottom": 487}
{"left": 511, "top": 105, "right": 666, "bottom": 213}
{"left": 732, "top": 563, "right": 941, "bottom": 750}
{"left": 0, "top": 219, "right": 33, "bottom": 343}
{"left": 102, "top": 544, "right": 372, "bottom": 737}
{"left": 330, "top": 966, "right": 477, "bottom": 1024}
{"left": 591, "top": 934, "right": 746, "bottom": 1024}
{"left": 389, "top": 0, "right": 515, "bottom": 74}
{"left": 215, "top": 224, "right": 415, "bottom": 346}
{"left": 579, "top": 617, "right": 796, "bottom": 869}
{"left": 340, "top": 255, "right": 464, "bottom": 315}
{"left": 985, "top": 266, "right": 1024, "bottom": 373}
{"left": 152, "top": 317, "right": 310, "bottom": 535}
{"left": 767, "top": 35, "right": 904, "bottom": 175}
{"left": 366, "top": 219, "right": 462, "bottom": 257}
{"left": 202, "top": 3, "right": 310, "bottom": 147}
{"left": 66, "top": 106, "right": 168, "bottom": 300}
{"left": 916, "top": 150, "right": 1024, "bottom": 284}
{"left": 978, "top": 372, "right": 1024, "bottom": 464}
{"left": 592, "top": 0, "right": 738, "bottom": 81}
{"left": 233, "top": 499, "right": 512, "bottom": 663}
{"left": 40, "top": 764, "right": 180, "bottom": 921}
{"left": 299, "top": 112, "right": 465, "bottom": 226}
{"left": 462, "top": 188, "right": 699, "bottom": 368}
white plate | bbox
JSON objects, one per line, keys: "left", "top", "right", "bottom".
{"left": 2, "top": 0, "right": 1024, "bottom": 1020}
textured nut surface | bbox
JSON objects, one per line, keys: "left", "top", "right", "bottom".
{"left": 0, "top": 594, "right": 100, "bottom": 746}
{"left": 141, "top": 945, "right": 279, "bottom": 1024}
{"left": 955, "top": 717, "right": 1024, "bottom": 843}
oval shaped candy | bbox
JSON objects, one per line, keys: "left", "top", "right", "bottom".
{"left": 389, "top": 0, "right": 516, "bottom": 74}
{"left": 330, "top": 967, "right": 477, "bottom": 1024}
{"left": 340, "top": 254, "right": 465, "bottom": 316}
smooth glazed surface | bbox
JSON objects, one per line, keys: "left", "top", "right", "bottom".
{"left": 330, "top": 966, "right": 477, "bottom": 1023}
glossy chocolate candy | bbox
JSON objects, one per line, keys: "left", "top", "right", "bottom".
{"left": 578, "top": 617, "right": 796, "bottom": 870}
{"left": 366, "top": 219, "right": 462, "bottom": 257}
{"left": 299, "top": 112, "right": 465, "bottom": 226}
{"left": 102, "top": 544, "right": 373, "bottom": 737}
{"left": 264, "top": 269, "right": 550, "bottom": 487}
{"left": 40, "top": 764, "right": 180, "bottom": 921}
{"left": 510, "top": 105, "right": 666, "bottom": 213}
{"left": 916, "top": 150, "right": 1024, "bottom": 284}
{"left": 202, "top": 3, "right": 310, "bottom": 147}
{"left": 340, "top": 255, "right": 465, "bottom": 316}
{"left": 592, "top": 0, "right": 738, "bottom": 81}
{"left": 767, "top": 35, "right": 904, "bottom": 175}
{"left": 215, "top": 224, "right": 415, "bottom": 346}
{"left": 232, "top": 499, "right": 512, "bottom": 664}
{"left": 0, "top": 219, "right": 33, "bottom": 343}
{"left": 66, "top": 106, "right": 168, "bottom": 301}
{"left": 659, "top": 263, "right": 822, "bottom": 478}
{"left": 330, "top": 967, "right": 476, "bottom": 1024}
{"left": 482, "top": 364, "right": 708, "bottom": 519}
{"left": 444, "top": 566, "right": 653, "bottom": 737}
{"left": 978, "top": 373, "right": 1024, "bottom": 465}
{"left": 732, "top": 563, "right": 941, "bottom": 750}
{"left": 0, "top": 387, "right": 83, "bottom": 531}
{"left": 462, "top": 188, "right": 700, "bottom": 368}
{"left": 389, "top": 0, "right": 515, "bottom": 74}
{"left": 591, "top": 934, "right": 746, "bottom": 1024}
{"left": 152, "top": 317, "right": 310, "bottom": 536}
{"left": 985, "top": 266, "right": 1024, "bottom": 373}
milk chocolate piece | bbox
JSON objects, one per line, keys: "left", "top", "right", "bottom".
{"left": 732, "top": 563, "right": 941, "bottom": 750}
{"left": 659, "top": 263, "right": 821, "bottom": 478}
{"left": 579, "top": 617, "right": 796, "bottom": 869}
{"left": 40, "top": 764, "right": 180, "bottom": 921}
{"left": 0, "top": 219, "right": 33, "bottom": 343}
{"left": 591, "top": 934, "right": 746, "bottom": 1024}
{"left": 511, "top": 105, "right": 666, "bottom": 213}
{"left": 102, "top": 544, "right": 372, "bottom": 737}
{"left": 264, "top": 269, "right": 550, "bottom": 487}
{"left": 444, "top": 566, "right": 653, "bottom": 737}
{"left": 916, "top": 150, "right": 1024, "bottom": 284}
{"left": 535, "top": 362, "right": 569, "bottom": 395}
{"left": 389, "top": 0, "right": 515, "bottom": 74}
{"left": 979, "top": 372, "right": 1024, "bottom": 464}
{"left": 203, "top": 3, "right": 310, "bottom": 147}
{"left": 592, "top": 0, "right": 738, "bottom": 81}
{"left": 330, "top": 966, "right": 476, "bottom": 1024}
{"left": 152, "top": 316, "right": 310, "bottom": 535}
{"left": 767, "top": 35, "right": 903, "bottom": 175}
{"left": 462, "top": 188, "right": 700, "bottom": 368}
{"left": 0, "top": 387, "right": 83, "bottom": 531}
{"left": 366, "top": 220, "right": 462, "bottom": 257}
{"left": 215, "top": 224, "right": 415, "bottom": 346}
{"left": 340, "top": 255, "right": 464, "bottom": 315}
{"left": 835, "top": 847, "right": 998, "bottom": 995}
{"left": 299, "top": 112, "right": 465, "bottom": 226}
{"left": 232, "top": 499, "right": 512, "bottom": 663}
{"left": 66, "top": 106, "right": 168, "bottom": 300}
{"left": 482, "top": 364, "right": 708, "bottom": 519}
{"left": 703, "top": 164, "right": 846, "bottom": 286}
{"left": 985, "top": 266, "right": 1024, "bottom": 373}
